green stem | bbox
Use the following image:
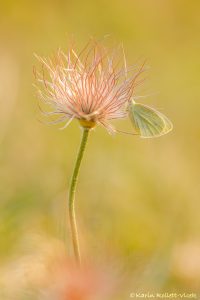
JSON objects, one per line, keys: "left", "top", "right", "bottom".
{"left": 68, "top": 128, "right": 90, "bottom": 265}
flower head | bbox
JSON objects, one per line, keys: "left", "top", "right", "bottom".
{"left": 41, "top": 260, "right": 115, "bottom": 300}
{"left": 34, "top": 40, "right": 144, "bottom": 133}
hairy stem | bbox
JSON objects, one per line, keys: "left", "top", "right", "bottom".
{"left": 68, "top": 128, "right": 90, "bottom": 265}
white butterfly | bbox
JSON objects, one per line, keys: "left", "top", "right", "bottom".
{"left": 128, "top": 100, "right": 173, "bottom": 138}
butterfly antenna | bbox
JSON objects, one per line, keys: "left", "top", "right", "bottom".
{"left": 116, "top": 129, "right": 139, "bottom": 136}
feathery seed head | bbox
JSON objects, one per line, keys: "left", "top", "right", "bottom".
{"left": 34, "top": 41, "right": 145, "bottom": 133}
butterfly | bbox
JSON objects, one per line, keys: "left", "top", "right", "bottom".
{"left": 128, "top": 100, "right": 173, "bottom": 138}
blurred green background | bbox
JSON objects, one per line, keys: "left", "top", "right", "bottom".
{"left": 1, "top": 0, "right": 200, "bottom": 297}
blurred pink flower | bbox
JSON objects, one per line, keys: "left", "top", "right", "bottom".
{"left": 41, "top": 259, "right": 115, "bottom": 300}
{"left": 34, "top": 40, "right": 145, "bottom": 133}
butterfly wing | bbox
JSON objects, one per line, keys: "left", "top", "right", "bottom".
{"left": 128, "top": 100, "right": 173, "bottom": 138}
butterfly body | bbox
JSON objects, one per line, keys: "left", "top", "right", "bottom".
{"left": 128, "top": 100, "right": 173, "bottom": 138}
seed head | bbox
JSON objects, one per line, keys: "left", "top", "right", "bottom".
{"left": 34, "top": 41, "right": 145, "bottom": 133}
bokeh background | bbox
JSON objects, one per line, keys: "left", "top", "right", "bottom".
{"left": 1, "top": 0, "right": 200, "bottom": 298}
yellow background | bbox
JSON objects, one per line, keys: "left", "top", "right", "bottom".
{"left": 0, "top": 0, "right": 200, "bottom": 297}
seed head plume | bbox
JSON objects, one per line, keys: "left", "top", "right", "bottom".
{"left": 34, "top": 40, "right": 145, "bottom": 134}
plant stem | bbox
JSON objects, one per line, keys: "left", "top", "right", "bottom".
{"left": 68, "top": 128, "right": 90, "bottom": 265}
